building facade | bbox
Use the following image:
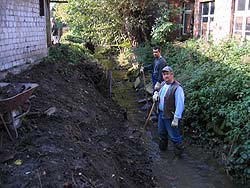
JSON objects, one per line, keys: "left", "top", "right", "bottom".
{"left": 0, "top": 0, "right": 50, "bottom": 72}
{"left": 172, "top": 0, "right": 250, "bottom": 42}
{"left": 192, "top": 0, "right": 250, "bottom": 42}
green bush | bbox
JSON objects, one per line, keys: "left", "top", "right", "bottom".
{"left": 133, "top": 43, "right": 154, "bottom": 65}
{"left": 135, "top": 38, "right": 250, "bottom": 184}
{"left": 44, "top": 41, "right": 93, "bottom": 64}
{"left": 151, "top": 6, "right": 182, "bottom": 44}
{"left": 166, "top": 39, "right": 250, "bottom": 184}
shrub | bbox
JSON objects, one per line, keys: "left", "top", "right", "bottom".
{"left": 167, "top": 39, "right": 250, "bottom": 184}
{"left": 135, "top": 39, "right": 250, "bottom": 184}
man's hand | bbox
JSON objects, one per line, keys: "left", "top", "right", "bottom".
{"left": 154, "top": 82, "right": 161, "bottom": 91}
{"left": 140, "top": 67, "right": 144, "bottom": 74}
{"left": 152, "top": 91, "right": 159, "bottom": 102}
{"left": 171, "top": 117, "right": 179, "bottom": 128}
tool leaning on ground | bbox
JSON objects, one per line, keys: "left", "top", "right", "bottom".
{"left": 140, "top": 67, "right": 158, "bottom": 129}
{"left": 143, "top": 90, "right": 159, "bottom": 129}
{"left": 143, "top": 101, "right": 156, "bottom": 129}
{"left": 141, "top": 70, "right": 151, "bottom": 111}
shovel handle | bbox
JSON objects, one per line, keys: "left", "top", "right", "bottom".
{"left": 142, "top": 71, "right": 149, "bottom": 107}
{"left": 143, "top": 102, "right": 155, "bottom": 129}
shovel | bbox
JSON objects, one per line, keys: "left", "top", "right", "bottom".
{"left": 143, "top": 101, "right": 155, "bottom": 129}
{"left": 141, "top": 71, "right": 151, "bottom": 111}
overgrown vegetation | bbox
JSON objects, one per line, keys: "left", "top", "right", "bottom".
{"left": 134, "top": 39, "right": 250, "bottom": 184}
{"left": 151, "top": 5, "right": 182, "bottom": 44}
{"left": 52, "top": 0, "right": 250, "bottom": 184}
{"left": 44, "top": 41, "right": 93, "bottom": 64}
{"left": 54, "top": 0, "right": 175, "bottom": 46}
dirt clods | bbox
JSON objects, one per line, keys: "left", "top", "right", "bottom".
{"left": 0, "top": 60, "right": 156, "bottom": 188}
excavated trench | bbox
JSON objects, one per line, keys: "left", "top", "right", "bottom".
{"left": 103, "top": 57, "right": 238, "bottom": 188}
{"left": 0, "top": 49, "right": 239, "bottom": 188}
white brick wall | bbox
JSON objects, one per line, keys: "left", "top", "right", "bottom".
{"left": 0, "top": 0, "right": 48, "bottom": 71}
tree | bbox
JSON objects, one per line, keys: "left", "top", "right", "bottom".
{"left": 151, "top": 4, "right": 182, "bottom": 44}
{"left": 54, "top": 0, "right": 168, "bottom": 46}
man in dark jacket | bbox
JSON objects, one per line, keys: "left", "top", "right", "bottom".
{"left": 140, "top": 47, "right": 167, "bottom": 90}
{"left": 152, "top": 66, "right": 185, "bottom": 156}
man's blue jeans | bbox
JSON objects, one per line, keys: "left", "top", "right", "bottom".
{"left": 157, "top": 111, "right": 182, "bottom": 144}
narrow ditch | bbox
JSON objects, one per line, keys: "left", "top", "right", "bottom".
{"left": 99, "top": 56, "right": 238, "bottom": 188}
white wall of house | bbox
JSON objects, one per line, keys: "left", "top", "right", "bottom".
{"left": 0, "top": 0, "right": 48, "bottom": 71}
{"left": 213, "top": 0, "right": 234, "bottom": 41}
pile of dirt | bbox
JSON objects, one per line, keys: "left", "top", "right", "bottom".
{"left": 0, "top": 84, "right": 26, "bottom": 100}
{"left": 0, "top": 60, "right": 156, "bottom": 188}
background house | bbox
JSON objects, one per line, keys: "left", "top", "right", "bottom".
{"left": 0, "top": 0, "right": 248, "bottom": 73}
{"left": 193, "top": 0, "right": 250, "bottom": 42}
{"left": 0, "top": 0, "right": 50, "bottom": 73}
{"left": 171, "top": 0, "right": 249, "bottom": 42}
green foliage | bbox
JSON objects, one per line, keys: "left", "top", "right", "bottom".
{"left": 134, "top": 39, "right": 250, "bottom": 183}
{"left": 62, "top": 34, "right": 85, "bottom": 44}
{"left": 151, "top": 6, "right": 182, "bottom": 44}
{"left": 43, "top": 42, "right": 93, "bottom": 64}
{"left": 163, "top": 39, "right": 250, "bottom": 183}
{"left": 133, "top": 43, "right": 154, "bottom": 65}
{"left": 54, "top": 0, "right": 165, "bottom": 46}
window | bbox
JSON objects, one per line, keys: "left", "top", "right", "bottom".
{"left": 182, "top": 2, "right": 194, "bottom": 36}
{"left": 39, "top": 0, "right": 45, "bottom": 16}
{"left": 200, "top": 1, "right": 215, "bottom": 39}
{"left": 237, "top": 0, "right": 246, "bottom": 10}
{"left": 234, "top": 0, "right": 250, "bottom": 40}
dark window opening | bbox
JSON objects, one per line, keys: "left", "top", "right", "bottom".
{"left": 39, "top": 0, "right": 45, "bottom": 16}
{"left": 182, "top": 2, "right": 194, "bottom": 36}
{"left": 202, "top": 3, "right": 209, "bottom": 15}
{"left": 238, "top": 0, "right": 246, "bottom": 11}
{"left": 210, "top": 2, "right": 215, "bottom": 14}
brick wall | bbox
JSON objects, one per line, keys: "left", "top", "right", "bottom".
{"left": 193, "top": 0, "right": 201, "bottom": 37}
{"left": 0, "top": 0, "right": 48, "bottom": 71}
{"left": 213, "top": 0, "right": 234, "bottom": 42}
{"left": 193, "top": 0, "right": 234, "bottom": 41}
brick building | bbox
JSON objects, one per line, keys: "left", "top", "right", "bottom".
{"left": 195, "top": 0, "right": 250, "bottom": 42}
{"left": 173, "top": 0, "right": 250, "bottom": 42}
{"left": 0, "top": 0, "right": 50, "bottom": 72}
{"left": 0, "top": 0, "right": 249, "bottom": 72}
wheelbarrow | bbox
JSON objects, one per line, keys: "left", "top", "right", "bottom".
{"left": 0, "top": 83, "right": 38, "bottom": 140}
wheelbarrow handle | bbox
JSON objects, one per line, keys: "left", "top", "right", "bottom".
{"left": 14, "top": 100, "right": 31, "bottom": 121}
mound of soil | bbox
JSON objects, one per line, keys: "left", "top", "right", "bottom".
{"left": 0, "top": 84, "right": 26, "bottom": 100}
{"left": 0, "top": 60, "right": 156, "bottom": 188}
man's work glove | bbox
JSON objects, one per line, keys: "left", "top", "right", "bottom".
{"left": 152, "top": 91, "right": 159, "bottom": 102}
{"left": 140, "top": 66, "right": 144, "bottom": 74}
{"left": 171, "top": 117, "right": 179, "bottom": 128}
{"left": 154, "top": 82, "right": 161, "bottom": 91}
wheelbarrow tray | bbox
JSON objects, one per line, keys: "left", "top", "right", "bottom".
{"left": 0, "top": 83, "right": 39, "bottom": 114}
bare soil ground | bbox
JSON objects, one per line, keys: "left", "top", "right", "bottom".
{"left": 0, "top": 59, "right": 156, "bottom": 188}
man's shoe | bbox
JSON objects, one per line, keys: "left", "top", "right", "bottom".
{"left": 159, "top": 139, "right": 168, "bottom": 151}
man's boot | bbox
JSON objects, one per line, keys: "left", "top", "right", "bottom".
{"left": 174, "top": 143, "right": 184, "bottom": 156}
{"left": 159, "top": 139, "right": 168, "bottom": 151}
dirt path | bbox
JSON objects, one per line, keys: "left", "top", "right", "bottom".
{"left": 111, "top": 68, "right": 237, "bottom": 188}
